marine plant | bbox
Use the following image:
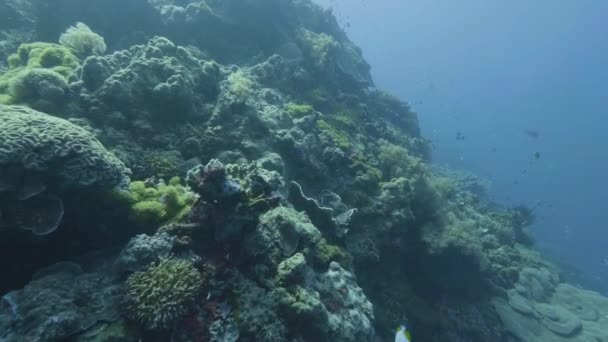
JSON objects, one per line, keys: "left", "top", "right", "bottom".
{"left": 122, "top": 257, "right": 203, "bottom": 330}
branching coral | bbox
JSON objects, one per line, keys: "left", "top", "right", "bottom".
{"left": 122, "top": 258, "right": 202, "bottom": 330}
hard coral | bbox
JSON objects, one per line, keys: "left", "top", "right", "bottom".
{"left": 116, "top": 178, "right": 196, "bottom": 226}
{"left": 59, "top": 22, "right": 107, "bottom": 58}
{"left": 0, "top": 105, "right": 129, "bottom": 189}
{"left": 122, "top": 258, "right": 203, "bottom": 330}
{"left": 0, "top": 42, "right": 79, "bottom": 107}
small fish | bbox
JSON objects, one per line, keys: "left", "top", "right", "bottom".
{"left": 523, "top": 130, "right": 540, "bottom": 139}
{"left": 533, "top": 152, "right": 541, "bottom": 160}
{"left": 490, "top": 147, "right": 497, "bottom": 152}
{"left": 455, "top": 131, "right": 465, "bottom": 141}
{"left": 395, "top": 324, "right": 411, "bottom": 342}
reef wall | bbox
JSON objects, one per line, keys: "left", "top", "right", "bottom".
{"left": 1, "top": 1, "right": 607, "bottom": 341}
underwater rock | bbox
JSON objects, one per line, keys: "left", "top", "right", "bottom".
{"left": 207, "top": 302, "right": 240, "bottom": 342}
{"left": 315, "top": 262, "right": 375, "bottom": 341}
{"left": 515, "top": 266, "right": 559, "bottom": 302}
{"left": 186, "top": 159, "right": 240, "bottom": 200}
{"left": 534, "top": 303, "right": 581, "bottom": 336}
{"left": 116, "top": 232, "right": 175, "bottom": 273}
{"left": 493, "top": 265, "right": 608, "bottom": 341}
{"left": 244, "top": 206, "right": 321, "bottom": 268}
{"left": 275, "top": 252, "right": 307, "bottom": 286}
{"left": 288, "top": 181, "right": 357, "bottom": 238}
{"left": 552, "top": 283, "right": 604, "bottom": 322}
{"left": 507, "top": 290, "right": 535, "bottom": 315}
{"left": 0, "top": 260, "right": 121, "bottom": 341}
{"left": 232, "top": 275, "right": 288, "bottom": 341}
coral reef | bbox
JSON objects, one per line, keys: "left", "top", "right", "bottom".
{"left": 1, "top": 1, "right": 607, "bottom": 341}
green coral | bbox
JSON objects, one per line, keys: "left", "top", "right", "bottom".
{"left": 308, "top": 238, "right": 352, "bottom": 270}
{"left": 227, "top": 70, "right": 253, "bottom": 103}
{"left": 377, "top": 139, "right": 423, "bottom": 179}
{"left": 117, "top": 177, "right": 196, "bottom": 225}
{"left": 285, "top": 102, "right": 314, "bottom": 119}
{"left": 123, "top": 258, "right": 202, "bottom": 330}
{"left": 299, "top": 29, "right": 339, "bottom": 68}
{"left": 316, "top": 118, "right": 353, "bottom": 150}
{"left": 8, "top": 68, "right": 68, "bottom": 106}
{"left": 0, "top": 42, "right": 79, "bottom": 107}
{"left": 276, "top": 285, "right": 329, "bottom": 339}
{"left": 10, "top": 42, "right": 79, "bottom": 73}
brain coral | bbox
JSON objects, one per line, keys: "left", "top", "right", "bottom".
{"left": 0, "top": 105, "right": 130, "bottom": 188}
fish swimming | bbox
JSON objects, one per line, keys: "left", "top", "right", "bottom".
{"left": 523, "top": 129, "right": 540, "bottom": 139}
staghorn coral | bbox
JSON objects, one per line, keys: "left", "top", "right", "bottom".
{"left": 122, "top": 258, "right": 203, "bottom": 330}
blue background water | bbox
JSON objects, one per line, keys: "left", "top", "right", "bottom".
{"left": 315, "top": 0, "right": 608, "bottom": 294}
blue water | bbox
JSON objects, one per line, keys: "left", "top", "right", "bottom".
{"left": 317, "top": 0, "right": 608, "bottom": 294}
